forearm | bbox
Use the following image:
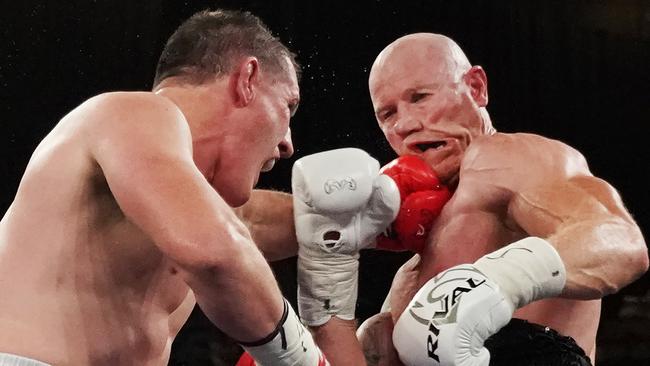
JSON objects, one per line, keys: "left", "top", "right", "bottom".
{"left": 235, "top": 189, "right": 298, "bottom": 261}
{"left": 549, "top": 216, "right": 647, "bottom": 298}
{"left": 510, "top": 176, "right": 649, "bottom": 300}
{"left": 178, "top": 236, "right": 285, "bottom": 343}
{"left": 311, "top": 318, "right": 366, "bottom": 366}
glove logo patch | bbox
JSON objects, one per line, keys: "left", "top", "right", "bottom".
{"left": 407, "top": 269, "right": 487, "bottom": 363}
{"left": 323, "top": 178, "right": 357, "bottom": 194}
{"left": 408, "top": 276, "right": 485, "bottom": 326}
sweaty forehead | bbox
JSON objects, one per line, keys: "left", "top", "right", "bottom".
{"left": 284, "top": 58, "right": 300, "bottom": 96}
{"left": 369, "top": 43, "right": 450, "bottom": 103}
{"left": 273, "top": 57, "right": 300, "bottom": 98}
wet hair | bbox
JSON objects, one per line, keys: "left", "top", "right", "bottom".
{"left": 485, "top": 318, "right": 593, "bottom": 366}
{"left": 153, "top": 9, "right": 300, "bottom": 88}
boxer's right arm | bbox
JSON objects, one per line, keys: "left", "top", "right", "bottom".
{"left": 83, "top": 93, "right": 291, "bottom": 346}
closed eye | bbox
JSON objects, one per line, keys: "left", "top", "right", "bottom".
{"left": 410, "top": 92, "right": 430, "bottom": 103}
{"left": 378, "top": 108, "right": 396, "bottom": 122}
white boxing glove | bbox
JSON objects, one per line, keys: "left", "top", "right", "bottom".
{"left": 292, "top": 148, "right": 400, "bottom": 326}
{"left": 241, "top": 299, "right": 330, "bottom": 366}
{"left": 393, "top": 237, "right": 566, "bottom": 366}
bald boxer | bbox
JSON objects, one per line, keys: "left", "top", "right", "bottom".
{"left": 0, "top": 10, "right": 329, "bottom": 366}
{"left": 236, "top": 33, "right": 648, "bottom": 366}
{"left": 355, "top": 32, "right": 648, "bottom": 365}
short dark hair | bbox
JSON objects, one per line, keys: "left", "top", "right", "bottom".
{"left": 153, "top": 9, "right": 300, "bottom": 87}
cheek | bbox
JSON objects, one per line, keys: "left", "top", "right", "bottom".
{"left": 280, "top": 115, "right": 290, "bottom": 134}
{"left": 456, "top": 96, "right": 485, "bottom": 132}
{"left": 259, "top": 110, "right": 285, "bottom": 143}
{"left": 437, "top": 94, "right": 465, "bottom": 118}
{"left": 273, "top": 118, "right": 289, "bottom": 144}
{"left": 386, "top": 132, "right": 406, "bottom": 154}
{"left": 427, "top": 93, "right": 481, "bottom": 131}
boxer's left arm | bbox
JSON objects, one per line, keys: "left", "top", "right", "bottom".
{"left": 507, "top": 157, "right": 648, "bottom": 299}
{"left": 392, "top": 138, "right": 648, "bottom": 366}
{"left": 233, "top": 190, "right": 298, "bottom": 262}
{"left": 461, "top": 136, "right": 648, "bottom": 300}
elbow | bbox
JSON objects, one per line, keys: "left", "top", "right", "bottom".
{"left": 624, "top": 228, "right": 649, "bottom": 285}
{"left": 577, "top": 240, "right": 649, "bottom": 298}
{"left": 629, "top": 240, "right": 649, "bottom": 281}
{"left": 606, "top": 238, "right": 649, "bottom": 296}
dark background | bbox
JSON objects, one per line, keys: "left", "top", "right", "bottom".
{"left": 2, "top": 1, "right": 649, "bottom": 365}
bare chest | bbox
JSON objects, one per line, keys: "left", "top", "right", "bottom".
{"left": 420, "top": 177, "right": 523, "bottom": 278}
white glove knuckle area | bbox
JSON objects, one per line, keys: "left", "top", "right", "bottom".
{"left": 393, "top": 266, "right": 512, "bottom": 366}
{"left": 292, "top": 148, "right": 378, "bottom": 214}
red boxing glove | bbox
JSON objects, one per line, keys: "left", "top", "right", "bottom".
{"left": 235, "top": 352, "right": 257, "bottom": 366}
{"left": 376, "top": 155, "right": 451, "bottom": 253}
{"left": 235, "top": 351, "right": 328, "bottom": 366}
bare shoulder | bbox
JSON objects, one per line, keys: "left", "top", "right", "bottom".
{"left": 79, "top": 91, "right": 181, "bottom": 118}
{"left": 462, "top": 133, "right": 591, "bottom": 186}
{"left": 23, "top": 93, "right": 179, "bottom": 175}
{"left": 69, "top": 92, "right": 193, "bottom": 161}
{"left": 76, "top": 91, "right": 189, "bottom": 139}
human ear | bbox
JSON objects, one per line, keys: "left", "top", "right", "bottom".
{"left": 231, "top": 57, "right": 260, "bottom": 107}
{"left": 464, "top": 65, "right": 488, "bottom": 107}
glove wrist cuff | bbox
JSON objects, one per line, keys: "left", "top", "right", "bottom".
{"left": 474, "top": 236, "right": 566, "bottom": 309}
{"left": 241, "top": 299, "right": 326, "bottom": 365}
{"left": 297, "top": 253, "right": 359, "bottom": 326}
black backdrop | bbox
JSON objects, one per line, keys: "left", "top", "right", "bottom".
{"left": 2, "top": 1, "right": 649, "bottom": 365}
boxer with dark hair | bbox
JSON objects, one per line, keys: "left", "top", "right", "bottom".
{"left": 0, "top": 9, "right": 328, "bottom": 366}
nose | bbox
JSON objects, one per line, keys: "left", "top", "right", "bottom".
{"left": 393, "top": 113, "right": 423, "bottom": 138}
{"left": 279, "top": 127, "right": 294, "bottom": 158}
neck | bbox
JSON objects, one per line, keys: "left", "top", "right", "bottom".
{"left": 479, "top": 108, "right": 496, "bottom": 135}
{"left": 153, "top": 79, "right": 230, "bottom": 179}
{"left": 154, "top": 81, "right": 213, "bottom": 132}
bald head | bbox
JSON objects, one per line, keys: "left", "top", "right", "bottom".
{"left": 368, "top": 33, "right": 493, "bottom": 184}
{"left": 370, "top": 33, "right": 472, "bottom": 93}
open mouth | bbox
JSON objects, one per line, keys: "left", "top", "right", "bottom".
{"left": 413, "top": 141, "right": 447, "bottom": 153}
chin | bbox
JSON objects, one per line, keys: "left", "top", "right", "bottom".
{"left": 442, "top": 171, "right": 460, "bottom": 189}
{"left": 223, "top": 189, "right": 252, "bottom": 208}
{"left": 210, "top": 178, "right": 253, "bottom": 208}
{"left": 426, "top": 158, "right": 460, "bottom": 187}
